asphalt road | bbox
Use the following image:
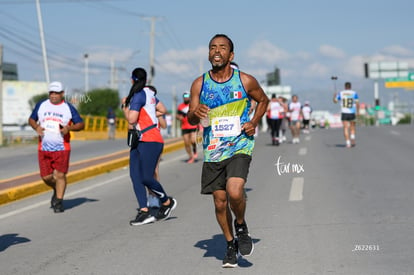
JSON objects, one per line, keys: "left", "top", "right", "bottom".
{"left": 0, "top": 125, "right": 413, "bottom": 274}
{"left": 0, "top": 139, "right": 129, "bottom": 180}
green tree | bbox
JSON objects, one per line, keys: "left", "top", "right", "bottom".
{"left": 78, "top": 88, "right": 120, "bottom": 116}
{"left": 28, "top": 93, "right": 49, "bottom": 109}
{"left": 397, "top": 113, "right": 412, "bottom": 124}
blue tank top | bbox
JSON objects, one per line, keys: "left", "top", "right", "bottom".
{"left": 200, "top": 69, "right": 254, "bottom": 162}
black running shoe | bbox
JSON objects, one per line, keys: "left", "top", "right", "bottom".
{"left": 130, "top": 210, "right": 156, "bottom": 226}
{"left": 156, "top": 197, "right": 177, "bottom": 221}
{"left": 235, "top": 220, "right": 254, "bottom": 256}
{"left": 53, "top": 199, "right": 64, "bottom": 213}
{"left": 50, "top": 193, "right": 57, "bottom": 208}
{"left": 222, "top": 241, "right": 238, "bottom": 268}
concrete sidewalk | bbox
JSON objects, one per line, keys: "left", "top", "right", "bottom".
{"left": 0, "top": 138, "right": 184, "bottom": 205}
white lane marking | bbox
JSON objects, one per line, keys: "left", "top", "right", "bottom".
{"left": 289, "top": 177, "right": 304, "bottom": 201}
{"left": 390, "top": 130, "right": 400, "bottom": 136}
{"left": 305, "top": 135, "right": 311, "bottom": 141}
{"left": 298, "top": 147, "right": 307, "bottom": 156}
{"left": 0, "top": 154, "right": 189, "bottom": 220}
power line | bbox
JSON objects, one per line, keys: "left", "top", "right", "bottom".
{"left": 0, "top": 27, "right": 42, "bottom": 56}
{"left": 159, "top": 19, "right": 199, "bottom": 71}
{"left": 1, "top": 0, "right": 199, "bottom": 91}
{"left": 82, "top": 1, "right": 149, "bottom": 17}
{"left": 0, "top": 0, "right": 127, "bottom": 4}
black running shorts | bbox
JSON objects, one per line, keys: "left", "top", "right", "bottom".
{"left": 201, "top": 154, "right": 252, "bottom": 194}
{"left": 341, "top": 113, "right": 356, "bottom": 121}
{"left": 181, "top": 128, "right": 197, "bottom": 135}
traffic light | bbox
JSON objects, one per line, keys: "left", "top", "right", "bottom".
{"left": 375, "top": 99, "right": 380, "bottom": 110}
{"left": 364, "top": 63, "right": 369, "bottom": 78}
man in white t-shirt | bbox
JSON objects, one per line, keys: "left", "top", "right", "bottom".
{"left": 28, "top": 81, "right": 84, "bottom": 213}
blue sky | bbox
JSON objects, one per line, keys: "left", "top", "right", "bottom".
{"left": 1, "top": 0, "right": 414, "bottom": 112}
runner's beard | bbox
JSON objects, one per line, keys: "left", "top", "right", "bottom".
{"left": 211, "top": 61, "right": 227, "bottom": 70}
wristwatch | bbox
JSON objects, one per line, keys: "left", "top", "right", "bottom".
{"left": 121, "top": 103, "right": 126, "bottom": 109}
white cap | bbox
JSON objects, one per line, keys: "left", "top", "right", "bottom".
{"left": 48, "top": 81, "right": 64, "bottom": 92}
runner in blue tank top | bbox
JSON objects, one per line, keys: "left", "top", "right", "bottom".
{"left": 187, "top": 34, "right": 269, "bottom": 268}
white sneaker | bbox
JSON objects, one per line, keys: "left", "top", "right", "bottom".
{"left": 350, "top": 135, "right": 356, "bottom": 147}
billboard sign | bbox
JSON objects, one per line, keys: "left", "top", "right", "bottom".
{"left": 368, "top": 62, "right": 408, "bottom": 79}
{"left": 2, "top": 81, "right": 47, "bottom": 126}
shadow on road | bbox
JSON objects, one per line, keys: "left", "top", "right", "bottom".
{"left": 194, "top": 234, "right": 260, "bottom": 267}
{"left": 324, "top": 143, "right": 348, "bottom": 148}
{"left": 63, "top": 197, "right": 99, "bottom": 211}
{"left": 0, "top": 233, "right": 31, "bottom": 252}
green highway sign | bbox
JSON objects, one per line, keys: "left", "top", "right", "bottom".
{"left": 385, "top": 74, "right": 414, "bottom": 82}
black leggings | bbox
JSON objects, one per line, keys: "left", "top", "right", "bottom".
{"left": 269, "top": 119, "right": 282, "bottom": 139}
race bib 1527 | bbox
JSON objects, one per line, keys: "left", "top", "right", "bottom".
{"left": 211, "top": 116, "right": 241, "bottom": 137}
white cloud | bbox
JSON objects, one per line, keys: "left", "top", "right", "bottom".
{"left": 157, "top": 47, "right": 205, "bottom": 76}
{"left": 246, "top": 40, "right": 290, "bottom": 65}
{"left": 343, "top": 55, "right": 366, "bottom": 77}
{"left": 157, "top": 61, "right": 193, "bottom": 75}
{"left": 307, "top": 62, "right": 330, "bottom": 76}
{"left": 86, "top": 46, "right": 138, "bottom": 63}
{"left": 295, "top": 51, "right": 312, "bottom": 61}
{"left": 381, "top": 45, "right": 414, "bottom": 57}
{"left": 405, "top": 58, "right": 414, "bottom": 68}
{"left": 319, "top": 45, "right": 346, "bottom": 59}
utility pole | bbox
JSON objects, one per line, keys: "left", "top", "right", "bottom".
{"left": 84, "top": 54, "right": 89, "bottom": 92}
{"left": 0, "top": 44, "right": 3, "bottom": 146}
{"left": 35, "top": 0, "right": 50, "bottom": 83}
{"left": 171, "top": 86, "right": 177, "bottom": 138}
{"left": 142, "top": 16, "right": 161, "bottom": 85}
{"left": 110, "top": 58, "right": 115, "bottom": 90}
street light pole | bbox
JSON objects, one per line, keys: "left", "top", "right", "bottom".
{"left": 142, "top": 16, "right": 161, "bottom": 85}
{"left": 0, "top": 45, "right": 3, "bottom": 146}
{"left": 148, "top": 17, "right": 155, "bottom": 85}
{"left": 84, "top": 53, "right": 89, "bottom": 92}
{"left": 35, "top": 0, "right": 50, "bottom": 83}
{"left": 171, "top": 86, "right": 177, "bottom": 138}
{"left": 331, "top": 76, "right": 338, "bottom": 93}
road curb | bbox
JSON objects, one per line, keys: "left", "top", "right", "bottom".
{"left": 0, "top": 140, "right": 184, "bottom": 205}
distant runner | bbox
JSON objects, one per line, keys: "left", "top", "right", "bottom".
{"left": 288, "top": 95, "right": 302, "bottom": 144}
{"left": 301, "top": 101, "right": 312, "bottom": 134}
{"left": 333, "top": 82, "right": 360, "bottom": 148}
